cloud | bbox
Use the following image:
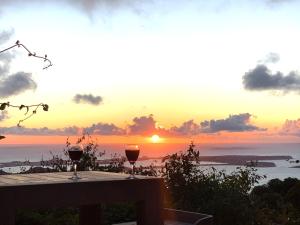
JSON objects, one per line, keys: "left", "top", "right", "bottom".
{"left": 0, "top": 111, "right": 9, "bottom": 122}
{"left": 0, "top": 30, "right": 38, "bottom": 98}
{"left": 267, "top": 0, "right": 296, "bottom": 4}
{"left": 200, "top": 113, "right": 265, "bottom": 133}
{"left": 127, "top": 114, "right": 157, "bottom": 135}
{"left": 279, "top": 119, "right": 300, "bottom": 136}
{"left": 0, "top": 29, "right": 14, "bottom": 45}
{"left": 0, "top": 113, "right": 266, "bottom": 136}
{"left": 0, "top": 72, "right": 37, "bottom": 98}
{"left": 243, "top": 65, "right": 300, "bottom": 92}
{"left": 0, "top": 29, "right": 15, "bottom": 77}
{"left": 0, "top": 0, "right": 149, "bottom": 16}
{"left": 259, "top": 52, "right": 280, "bottom": 64}
{"left": 0, "top": 126, "right": 80, "bottom": 135}
{"left": 0, "top": 51, "right": 15, "bottom": 78}
{"left": 73, "top": 94, "right": 103, "bottom": 105}
{"left": 170, "top": 120, "right": 200, "bottom": 136}
{"left": 84, "top": 123, "right": 125, "bottom": 135}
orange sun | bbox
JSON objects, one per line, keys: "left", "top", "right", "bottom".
{"left": 151, "top": 134, "right": 161, "bottom": 143}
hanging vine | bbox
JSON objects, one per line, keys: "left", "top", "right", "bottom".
{"left": 0, "top": 40, "right": 52, "bottom": 126}
{"left": 0, "top": 40, "right": 52, "bottom": 69}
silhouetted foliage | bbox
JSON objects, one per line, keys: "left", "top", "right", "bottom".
{"left": 0, "top": 41, "right": 52, "bottom": 126}
{"left": 162, "top": 142, "right": 265, "bottom": 225}
{"left": 0, "top": 40, "right": 52, "bottom": 69}
{"left": 251, "top": 178, "right": 300, "bottom": 225}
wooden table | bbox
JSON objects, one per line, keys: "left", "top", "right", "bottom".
{"left": 0, "top": 171, "right": 164, "bottom": 225}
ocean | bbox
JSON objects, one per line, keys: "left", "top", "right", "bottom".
{"left": 0, "top": 143, "right": 300, "bottom": 183}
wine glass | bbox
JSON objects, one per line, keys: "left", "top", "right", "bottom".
{"left": 68, "top": 145, "right": 83, "bottom": 180}
{"left": 125, "top": 144, "right": 140, "bottom": 179}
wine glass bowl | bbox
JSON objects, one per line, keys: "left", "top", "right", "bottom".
{"left": 125, "top": 144, "right": 140, "bottom": 179}
{"left": 68, "top": 145, "right": 83, "bottom": 180}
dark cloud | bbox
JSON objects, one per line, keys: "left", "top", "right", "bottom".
{"left": 0, "top": 126, "right": 80, "bottom": 135}
{"left": 127, "top": 114, "right": 157, "bottom": 135}
{"left": 73, "top": 94, "right": 103, "bottom": 105}
{"left": 279, "top": 119, "right": 300, "bottom": 136}
{"left": 170, "top": 120, "right": 200, "bottom": 136}
{"left": 0, "top": 113, "right": 266, "bottom": 136}
{"left": 243, "top": 65, "right": 300, "bottom": 92}
{"left": 0, "top": 30, "right": 38, "bottom": 98}
{"left": 200, "top": 113, "right": 265, "bottom": 133}
{"left": 0, "top": 72, "right": 37, "bottom": 98}
{"left": 84, "top": 123, "right": 125, "bottom": 135}
{"left": 0, "top": 111, "right": 9, "bottom": 122}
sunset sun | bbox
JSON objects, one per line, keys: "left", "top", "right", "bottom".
{"left": 151, "top": 134, "right": 160, "bottom": 143}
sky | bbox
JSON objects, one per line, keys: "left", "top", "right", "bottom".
{"left": 1, "top": 0, "right": 300, "bottom": 145}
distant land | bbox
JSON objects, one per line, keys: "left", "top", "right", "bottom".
{"left": 0, "top": 155, "right": 295, "bottom": 170}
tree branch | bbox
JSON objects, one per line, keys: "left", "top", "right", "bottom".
{"left": 0, "top": 40, "right": 53, "bottom": 69}
{"left": 0, "top": 102, "right": 49, "bottom": 127}
{"left": 0, "top": 40, "right": 52, "bottom": 127}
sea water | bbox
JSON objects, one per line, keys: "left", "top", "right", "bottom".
{"left": 0, "top": 143, "right": 299, "bottom": 183}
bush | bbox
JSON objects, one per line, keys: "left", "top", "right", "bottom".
{"left": 162, "top": 142, "right": 264, "bottom": 225}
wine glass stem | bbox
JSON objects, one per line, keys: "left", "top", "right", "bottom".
{"left": 74, "top": 162, "right": 77, "bottom": 178}
{"left": 131, "top": 164, "right": 134, "bottom": 177}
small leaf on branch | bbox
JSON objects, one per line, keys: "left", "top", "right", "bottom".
{"left": 43, "top": 104, "right": 49, "bottom": 111}
{"left": 0, "top": 103, "right": 8, "bottom": 110}
{"left": 33, "top": 110, "right": 36, "bottom": 114}
{"left": 19, "top": 105, "right": 25, "bottom": 110}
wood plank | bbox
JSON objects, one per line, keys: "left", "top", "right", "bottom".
{"left": 112, "top": 221, "right": 192, "bottom": 225}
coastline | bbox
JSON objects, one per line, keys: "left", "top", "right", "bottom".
{"left": 0, "top": 155, "right": 296, "bottom": 169}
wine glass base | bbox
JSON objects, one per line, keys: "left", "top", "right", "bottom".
{"left": 126, "top": 174, "right": 138, "bottom": 179}
{"left": 69, "top": 176, "right": 81, "bottom": 181}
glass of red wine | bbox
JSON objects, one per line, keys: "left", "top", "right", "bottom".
{"left": 68, "top": 145, "right": 83, "bottom": 180}
{"left": 125, "top": 144, "right": 140, "bottom": 179}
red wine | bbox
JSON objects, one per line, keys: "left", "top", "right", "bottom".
{"left": 68, "top": 150, "right": 83, "bottom": 161}
{"left": 125, "top": 150, "right": 140, "bottom": 165}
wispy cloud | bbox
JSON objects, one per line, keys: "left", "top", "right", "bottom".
{"left": 0, "top": 126, "right": 80, "bottom": 136}
{"left": 267, "top": 0, "right": 296, "bottom": 4}
{"left": 0, "top": 72, "right": 37, "bottom": 98}
{"left": 0, "top": 29, "right": 15, "bottom": 77}
{"left": 84, "top": 123, "right": 125, "bottom": 135}
{"left": 0, "top": 111, "right": 9, "bottom": 122}
{"left": 0, "top": 29, "right": 14, "bottom": 45}
{"left": 258, "top": 52, "right": 280, "bottom": 64}
{"left": 279, "top": 119, "right": 300, "bottom": 136}
{"left": 73, "top": 94, "right": 103, "bottom": 105}
{"left": 243, "top": 65, "right": 300, "bottom": 93}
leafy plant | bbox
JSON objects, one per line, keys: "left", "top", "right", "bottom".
{"left": 162, "top": 142, "right": 265, "bottom": 225}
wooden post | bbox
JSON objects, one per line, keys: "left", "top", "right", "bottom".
{"left": 79, "top": 204, "right": 102, "bottom": 225}
{"left": 0, "top": 190, "right": 15, "bottom": 225}
{"left": 136, "top": 180, "right": 164, "bottom": 225}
